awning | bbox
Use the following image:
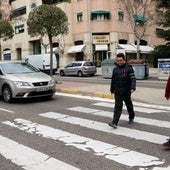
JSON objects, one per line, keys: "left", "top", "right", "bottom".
{"left": 91, "top": 10, "right": 110, "bottom": 15}
{"left": 118, "top": 44, "right": 137, "bottom": 53}
{"left": 47, "top": 47, "right": 59, "bottom": 54}
{"left": 118, "top": 44, "right": 154, "bottom": 54}
{"left": 134, "top": 15, "right": 147, "bottom": 22}
{"left": 132, "top": 44, "right": 154, "bottom": 54}
{"left": 95, "top": 44, "right": 108, "bottom": 51}
{"left": 67, "top": 45, "right": 85, "bottom": 53}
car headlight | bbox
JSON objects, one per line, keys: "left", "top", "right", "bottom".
{"left": 49, "top": 78, "right": 55, "bottom": 86}
{"left": 14, "top": 81, "right": 31, "bottom": 87}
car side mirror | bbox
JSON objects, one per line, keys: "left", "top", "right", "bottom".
{"left": 0, "top": 69, "right": 3, "bottom": 75}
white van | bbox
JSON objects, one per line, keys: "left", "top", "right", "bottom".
{"left": 25, "top": 54, "right": 57, "bottom": 74}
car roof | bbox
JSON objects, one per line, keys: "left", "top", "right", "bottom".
{"left": 0, "top": 60, "right": 24, "bottom": 64}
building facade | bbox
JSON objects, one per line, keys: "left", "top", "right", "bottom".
{"left": 0, "top": 0, "right": 164, "bottom": 67}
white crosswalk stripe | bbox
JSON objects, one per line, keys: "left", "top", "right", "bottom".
{"left": 2, "top": 118, "right": 164, "bottom": 167}
{"left": 39, "top": 112, "right": 168, "bottom": 144}
{"left": 68, "top": 106, "right": 170, "bottom": 128}
{"left": 1, "top": 95, "right": 170, "bottom": 170}
{"left": 93, "top": 102, "right": 168, "bottom": 113}
{"left": 0, "top": 135, "right": 80, "bottom": 170}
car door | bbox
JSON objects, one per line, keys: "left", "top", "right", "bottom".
{"left": 64, "top": 63, "right": 74, "bottom": 75}
{"left": 72, "top": 62, "right": 80, "bottom": 75}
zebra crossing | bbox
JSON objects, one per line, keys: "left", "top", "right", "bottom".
{"left": 0, "top": 94, "right": 170, "bottom": 170}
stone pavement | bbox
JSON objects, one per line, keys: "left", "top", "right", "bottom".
{"left": 55, "top": 68, "right": 170, "bottom": 106}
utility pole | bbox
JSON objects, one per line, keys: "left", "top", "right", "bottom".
{"left": 88, "top": 0, "right": 92, "bottom": 61}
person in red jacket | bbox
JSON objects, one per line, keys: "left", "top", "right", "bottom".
{"left": 163, "top": 76, "right": 170, "bottom": 149}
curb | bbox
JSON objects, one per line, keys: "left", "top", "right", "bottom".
{"left": 56, "top": 88, "right": 115, "bottom": 99}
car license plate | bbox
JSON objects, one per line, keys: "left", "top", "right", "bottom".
{"left": 36, "top": 87, "right": 49, "bottom": 92}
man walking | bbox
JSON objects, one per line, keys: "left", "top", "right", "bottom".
{"left": 109, "top": 53, "right": 136, "bottom": 129}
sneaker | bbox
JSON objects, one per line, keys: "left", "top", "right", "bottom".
{"left": 163, "top": 138, "right": 170, "bottom": 148}
{"left": 108, "top": 122, "right": 117, "bottom": 129}
{"left": 128, "top": 119, "right": 134, "bottom": 124}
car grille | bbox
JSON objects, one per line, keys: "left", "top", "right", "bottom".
{"left": 33, "top": 82, "right": 48, "bottom": 86}
{"left": 28, "top": 90, "right": 54, "bottom": 97}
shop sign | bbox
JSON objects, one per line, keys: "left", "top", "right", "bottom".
{"left": 158, "top": 58, "right": 170, "bottom": 80}
{"left": 93, "top": 35, "right": 110, "bottom": 44}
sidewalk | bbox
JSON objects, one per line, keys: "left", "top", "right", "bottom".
{"left": 55, "top": 68, "right": 170, "bottom": 106}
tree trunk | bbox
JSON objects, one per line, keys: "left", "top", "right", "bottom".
{"left": 136, "top": 39, "right": 140, "bottom": 59}
{"left": 48, "top": 35, "right": 53, "bottom": 76}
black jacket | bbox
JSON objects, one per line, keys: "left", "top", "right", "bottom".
{"left": 110, "top": 63, "right": 136, "bottom": 94}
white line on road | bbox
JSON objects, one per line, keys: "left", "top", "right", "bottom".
{"left": 2, "top": 118, "right": 164, "bottom": 167}
{"left": 93, "top": 102, "right": 168, "bottom": 113}
{"left": 56, "top": 92, "right": 170, "bottom": 111}
{"left": 39, "top": 112, "right": 168, "bottom": 144}
{"left": 0, "top": 108, "right": 14, "bottom": 113}
{"left": 68, "top": 106, "right": 170, "bottom": 128}
{"left": 0, "top": 135, "right": 80, "bottom": 170}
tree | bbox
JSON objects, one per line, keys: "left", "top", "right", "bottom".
{"left": 27, "top": 4, "right": 68, "bottom": 76}
{"left": 118, "top": 0, "right": 155, "bottom": 59}
{"left": 151, "top": 0, "right": 170, "bottom": 59}
{"left": 0, "top": 19, "right": 14, "bottom": 60}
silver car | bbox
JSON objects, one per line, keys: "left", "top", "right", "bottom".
{"left": 59, "top": 61, "right": 96, "bottom": 77}
{"left": 0, "top": 61, "right": 56, "bottom": 103}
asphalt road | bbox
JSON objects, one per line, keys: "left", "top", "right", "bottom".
{"left": 0, "top": 93, "right": 169, "bottom": 170}
{"left": 55, "top": 74, "right": 166, "bottom": 89}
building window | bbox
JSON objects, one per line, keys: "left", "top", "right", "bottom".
{"left": 11, "top": 6, "right": 26, "bottom": 18}
{"left": 134, "top": 15, "right": 147, "bottom": 23}
{"left": 134, "top": 0, "right": 143, "bottom": 3}
{"left": 9, "top": 0, "right": 16, "bottom": 4}
{"left": 91, "top": 10, "right": 110, "bottom": 21}
{"left": 31, "top": 3, "right": 36, "bottom": 8}
{"left": 77, "top": 12, "right": 83, "bottom": 22}
{"left": 118, "top": 11, "right": 124, "bottom": 21}
{"left": 15, "top": 24, "right": 24, "bottom": 34}
{"left": 42, "top": 0, "right": 70, "bottom": 4}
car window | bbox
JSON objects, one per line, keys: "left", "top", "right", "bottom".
{"left": 83, "top": 62, "right": 94, "bottom": 66}
{"left": 1, "top": 62, "right": 39, "bottom": 74}
{"left": 73, "top": 63, "right": 81, "bottom": 67}
{"left": 66, "top": 63, "right": 73, "bottom": 67}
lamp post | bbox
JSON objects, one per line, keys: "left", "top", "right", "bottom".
{"left": 88, "top": 0, "right": 92, "bottom": 61}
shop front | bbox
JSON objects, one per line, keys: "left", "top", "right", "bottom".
{"left": 92, "top": 34, "right": 110, "bottom": 67}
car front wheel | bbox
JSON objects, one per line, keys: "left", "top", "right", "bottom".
{"left": 2, "top": 85, "right": 12, "bottom": 103}
{"left": 60, "top": 70, "right": 65, "bottom": 76}
{"left": 78, "top": 71, "right": 83, "bottom": 77}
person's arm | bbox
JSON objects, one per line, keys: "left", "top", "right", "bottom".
{"left": 165, "top": 76, "right": 170, "bottom": 100}
{"left": 110, "top": 69, "right": 115, "bottom": 94}
{"left": 128, "top": 65, "right": 136, "bottom": 92}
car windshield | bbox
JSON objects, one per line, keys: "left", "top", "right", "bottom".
{"left": 0, "top": 62, "right": 39, "bottom": 74}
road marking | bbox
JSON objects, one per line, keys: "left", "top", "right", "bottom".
{"left": 0, "top": 135, "right": 80, "bottom": 170}
{"left": 92, "top": 102, "right": 168, "bottom": 113}
{"left": 0, "top": 108, "right": 14, "bottom": 113}
{"left": 3, "top": 118, "right": 164, "bottom": 167}
{"left": 68, "top": 106, "right": 170, "bottom": 128}
{"left": 151, "top": 166, "right": 170, "bottom": 170}
{"left": 39, "top": 112, "right": 168, "bottom": 144}
{"left": 56, "top": 92, "right": 170, "bottom": 111}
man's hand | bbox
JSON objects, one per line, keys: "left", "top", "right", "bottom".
{"left": 131, "top": 89, "right": 135, "bottom": 93}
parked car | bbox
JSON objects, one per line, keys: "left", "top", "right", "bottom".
{"left": 59, "top": 61, "right": 97, "bottom": 77}
{"left": 25, "top": 54, "right": 57, "bottom": 75}
{"left": 0, "top": 61, "right": 56, "bottom": 103}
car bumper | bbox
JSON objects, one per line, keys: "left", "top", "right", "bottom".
{"left": 12, "top": 85, "right": 56, "bottom": 98}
